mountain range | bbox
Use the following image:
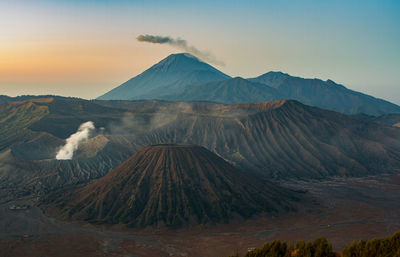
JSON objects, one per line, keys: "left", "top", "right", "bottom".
{"left": 2, "top": 97, "right": 400, "bottom": 203}
{"left": 98, "top": 53, "right": 400, "bottom": 116}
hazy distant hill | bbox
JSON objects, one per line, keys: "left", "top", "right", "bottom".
{"left": 0, "top": 95, "right": 12, "bottom": 104}
{"left": 164, "top": 77, "right": 282, "bottom": 104}
{"left": 42, "top": 144, "right": 298, "bottom": 227}
{"left": 249, "top": 72, "right": 400, "bottom": 116}
{"left": 97, "top": 53, "right": 230, "bottom": 100}
{"left": 0, "top": 95, "right": 82, "bottom": 105}
{"left": 98, "top": 54, "right": 400, "bottom": 115}
{"left": 372, "top": 114, "right": 400, "bottom": 127}
{"left": 353, "top": 113, "right": 400, "bottom": 127}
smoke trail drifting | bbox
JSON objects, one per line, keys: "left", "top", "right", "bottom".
{"left": 56, "top": 121, "right": 95, "bottom": 160}
{"left": 137, "top": 34, "right": 224, "bottom": 66}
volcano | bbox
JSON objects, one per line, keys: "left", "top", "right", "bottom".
{"left": 97, "top": 53, "right": 230, "bottom": 101}
{"left": 42, "top": 144, "right": 297, "bottom": 227}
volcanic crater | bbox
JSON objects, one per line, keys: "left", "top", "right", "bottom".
{"left": 41, "top": 144, "right": 299, "bottom": 227}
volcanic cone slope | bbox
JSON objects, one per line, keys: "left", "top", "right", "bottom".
{"left": 43, "top": 144, "right": 297, "bottom": 227}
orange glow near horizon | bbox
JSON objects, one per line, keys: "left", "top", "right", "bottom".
{"left": 1, "top": 41, "right": 139, "bottom": 80}
{"left": 0, "top": 39, "right": 174, "bottom": 98}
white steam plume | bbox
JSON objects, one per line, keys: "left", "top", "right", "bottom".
{"left": 56, "top": 121, "right": 95, "bottom": 160}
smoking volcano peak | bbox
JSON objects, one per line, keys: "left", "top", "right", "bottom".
{"left": 149, "top": 53, "right": 217, "bottom": 73}
{"left": 43, "top": 144, "right": 298, "bottom": 227}
{"left": 97, "top": 52, "right": 230, "bottom": 100}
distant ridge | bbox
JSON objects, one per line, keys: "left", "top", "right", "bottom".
{"left": 249, "top": 72, "right": 400, "bottom": 115}
{"left": 163, "top": 77, "right": 282, "bottom": 104}
{"left": 42, "top": 144, "right": 298, "bottom": 227}
{"left": 248, "top": 71, "right": 291, "bottom": 88}
{"left": 98, "top": 54, "right": 400, "bottom": 115}
{"left": 0, "top": 95, "right": 83, "bottom": 105}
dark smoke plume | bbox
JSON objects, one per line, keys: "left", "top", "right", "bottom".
{"left": 137, "top": 34, "right": 224, "bottom": 66}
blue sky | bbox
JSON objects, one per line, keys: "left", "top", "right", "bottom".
{"left": 0, "top": 0, "right": 399, "bottom": 103}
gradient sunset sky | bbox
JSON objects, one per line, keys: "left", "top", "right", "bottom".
{"left": 1, "top": 0, "right": 399, "bottom": 103}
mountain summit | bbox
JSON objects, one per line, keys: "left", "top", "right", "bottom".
{"left": 148, "top": 53, "right": 218, "bottom": 73}
{"left": 97, "top": 53, "right": 230, "bottom": 100}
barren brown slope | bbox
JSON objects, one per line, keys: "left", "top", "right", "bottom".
{"left": 0, "top": 99, "right": 50, "bottom": 151}
{"left": 136, "top": 100, "right": 400, "bottom": 178}
{"left": 42, "top": 144, "right": 298, "bottom": 227}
